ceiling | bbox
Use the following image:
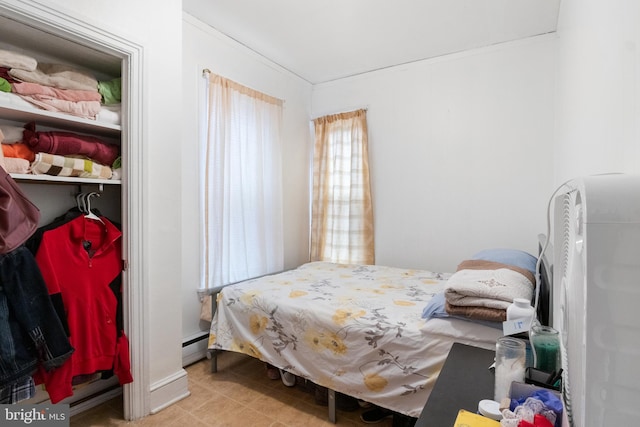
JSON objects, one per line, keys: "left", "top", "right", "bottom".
{"left": 182, "top": 0, "right": 561, "bottom": 84}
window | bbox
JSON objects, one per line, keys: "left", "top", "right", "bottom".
{"left": 200, "top": 72, "right": 284, "bottom": 293}
{"left": 310, "top": 109, "right": 374, "bottom": 265}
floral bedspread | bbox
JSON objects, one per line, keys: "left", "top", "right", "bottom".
{"left": 208, "top": 261, "right": 455, "bottom": 417}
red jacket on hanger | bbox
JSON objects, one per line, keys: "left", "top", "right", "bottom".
{"left": 33, "top": 214, "right": 132, "bottom": 403}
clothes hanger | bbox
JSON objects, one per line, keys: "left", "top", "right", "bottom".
{"left": 76, "top": 192, "right": 87, "bottom": 213}
{"left": 84, "top": 192, "right": 104, "bottom": 224}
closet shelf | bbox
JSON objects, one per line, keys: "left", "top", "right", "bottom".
{"left": 11, "top": 173, "right": 121, "bottom": 185}
{"left": 0, "top": 103, "right": 121, "bottom": 138}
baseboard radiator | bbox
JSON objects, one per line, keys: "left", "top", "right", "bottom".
{"left": 182, "top": 332, "right": 210, "bottom": 367}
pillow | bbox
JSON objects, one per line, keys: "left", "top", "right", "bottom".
{"left": 471, "top": 248, "right": 537, "bottom": 274}
{"left": 421, "top": 292, "right": 503, "bottom": 329}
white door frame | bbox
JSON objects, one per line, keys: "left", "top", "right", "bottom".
{"left": 0, "top": 1, "right": 148, "bottom": 420}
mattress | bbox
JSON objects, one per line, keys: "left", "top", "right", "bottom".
{"left": 208, "top": 261, "right": 502, "bottom": 417}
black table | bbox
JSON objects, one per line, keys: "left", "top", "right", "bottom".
{"left": 415, "top": 342, "right": 496, "bottom": 427}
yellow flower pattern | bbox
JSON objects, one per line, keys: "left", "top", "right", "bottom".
{"left": 332, "top": 308, "right": 366, "bottom": 325}
{"left": 305, "top": 328, "right": 348, "bottom": 355}
{"left": 364, "top": 373, "right": 388, "bottom": 392}
{"left": 249, "top": 314, "right": 268, "bottom": 334}
{"left": 231, "top": 339, "right": 262, "bottom": 359}
{"left": 209, "top": 261, "right": 453, "bottom": 418}
{"left": 393, "top": 300, "right": 416, "bottom": 306}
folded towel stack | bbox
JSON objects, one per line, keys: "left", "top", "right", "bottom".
{"left": 444, "top": 259, "right": 535, "bottom": 322}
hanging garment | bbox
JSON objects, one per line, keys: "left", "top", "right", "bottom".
{"left": 0, "top": 377, "right": 36, "bottom": 404}
{"left": 0, "top": 246, "right": 74, "bottom": 386}
{"left": 0, "top": 165, "right": 40, "bottom": 253}
{"left": 33, "top": 215, "right": 132, "bottom": 403}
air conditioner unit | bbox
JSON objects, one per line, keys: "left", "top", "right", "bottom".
{"left": 552, "top": 174, "right": 640, "bottom": 426}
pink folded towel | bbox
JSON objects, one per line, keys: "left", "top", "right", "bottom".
{"left": 12, "top": 81, "right": 102, "bottom": 102}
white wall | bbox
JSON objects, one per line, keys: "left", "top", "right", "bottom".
{"left": 181, "top": 14, "right": 313, "bottom": 344}
{"left": 554, "top": 0, "right": 640, "bottom": 184}
{"left": 312, "top": 35, "right": 557, "bottom": 273}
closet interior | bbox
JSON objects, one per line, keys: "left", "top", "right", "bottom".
{"left": 0, "top": 9, "right": 131, "bottom": 417}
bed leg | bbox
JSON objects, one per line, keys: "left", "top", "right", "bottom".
{"left": 328, "top": 389, "right": 336, "bottom": 423}
{"left": 208, "top": 349, "right": 218, "bottom": 373}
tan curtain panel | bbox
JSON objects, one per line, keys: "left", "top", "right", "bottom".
{"left": 310, "top": 108, "right": 374, "bottom": 265}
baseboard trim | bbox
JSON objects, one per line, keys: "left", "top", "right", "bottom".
{"left": 149, "top": 369, "right": 190, "bottom": 414}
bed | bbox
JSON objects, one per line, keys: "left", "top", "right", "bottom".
{"left": 205, "top": 259, "right": 528, "bottom": 420}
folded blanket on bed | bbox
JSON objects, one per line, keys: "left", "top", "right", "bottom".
{"left": 31, "top": 152, "right": 113, "bottom": 179}
{"left": 0, "top": 49, "right": 37, "bottom": 71}
{"left": 444, "top": 301, "right": 506, "bottom": 322}
{"left": 444, "top": 260, "right": 534, "bottom": 322}
{"left": 23, "top": 122, "right": 120, "bottom": 166}
{"left": 9, "top": 63, "right": 98, "bottom": 92}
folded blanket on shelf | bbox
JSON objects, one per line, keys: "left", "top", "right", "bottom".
{"left": 0, "top": 125, "right": 24, "bottom": 144}
{"left": 0, "top": 78, "right": 10, "bottom": 93}
{"left": 97, "top": 77, "right": 121, "bottom": 105}
{"left": 0, "top": 66, "right": 20, "bottom": 83}
{"left": 12, "top": 81, "right": 102, "bottom": 102}
{"left": 96, "top": 104, "right": 121, "bottom": 125}
{"left": 23, "top": 122, "right": 119, "bottom": 166}
{"left": 9, "top": 63, "right": 98, "bottom": 92}
{"left": 444, "top": 260, "right": 534, "bottom": 322}
{"left": 31, "top": 152, "right": 112, "bottom": 179}
{"left": 111, "top": 168, "right": 122, "bottom": 180}
{"left": 16, "top": 94, "right": 101, "bottom": 120}
{"left": 2, "top": 143, "right": 35, "bottom": 162}
{"left": 0, "top": 49, "right": 37, "bottom": 71}
{"left": 3, "top": 157, "right": 30, "bottom": 174}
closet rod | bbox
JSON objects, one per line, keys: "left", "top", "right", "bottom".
{"left": 75, "top": 182, "right": 104, "bottom": 194}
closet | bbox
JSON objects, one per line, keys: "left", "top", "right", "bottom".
{"left": 0, "top": 2, "right": 145, "bottom": 420}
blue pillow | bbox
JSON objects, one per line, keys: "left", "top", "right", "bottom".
{"left": 421, "top": 293, "right": 503, "bottom": 329}
{"left": 471, "top": 248, "right": 537, "bottom": 273}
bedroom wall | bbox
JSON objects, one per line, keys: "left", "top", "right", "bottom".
{"left": 181, "top": 14, "right": 313, "bottom": 349}
{"left": 554, "top": 0, "right": 640, "bottom": 184}
{"left": 312, "top": 35, "right": 557, "bottom": 273}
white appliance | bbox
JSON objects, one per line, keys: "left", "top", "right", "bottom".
{"left": 552, "top": 174, "right": 640, "bottom": 426}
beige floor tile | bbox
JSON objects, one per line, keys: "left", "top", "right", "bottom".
{"left": 69, "top": 355, "right": 405, "bottom": 427}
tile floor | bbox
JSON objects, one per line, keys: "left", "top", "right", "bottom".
{"left": 70, "top": 351, "right": 396, "bottom": 426}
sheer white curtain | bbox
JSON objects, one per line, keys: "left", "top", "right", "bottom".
{"left": 200, "top": 72, "right": 284, "bottom": 302}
